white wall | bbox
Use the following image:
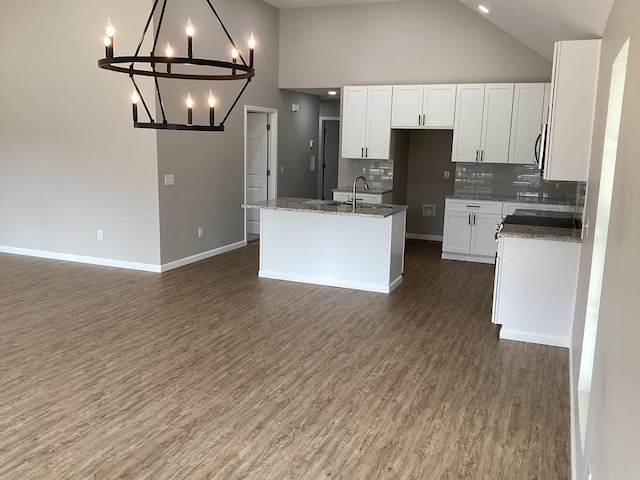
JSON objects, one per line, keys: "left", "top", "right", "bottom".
{"left": 570, "top": 0, "right": 640, "bottom": 477}
{"left": 279, "top": 0, "right": 552, "bottom": 89}
{"left": 0, "top": 0, "right": 161, "bottom": 266}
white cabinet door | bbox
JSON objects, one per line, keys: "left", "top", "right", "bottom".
{"left": 480, "top": 84, "right": 514, "bottom": 164}
{"left": 423, "top": 85, "right": 456, "bottom": 128}
{"left": 341, "top": 86, "right": 368, "bottom": 159}
{"left": 509, "top": 83, "right": 546, "bottom": 165}
{"left": 391, "top": 85, "right": 423, "bottom": 128}
{"left": 452, "top": 84, "right": 485, "bottom": 162}
{"left": 470, "top": 213, "right": 501, "bottom": 257}
{"left": 365, "top": 86, "right": 393, "bottom": 159}
{"left": 443, "top": 212, "right": 472, "bottom": 254}
{"left": 545, "top": 39, "right": 601, "bottom": 181}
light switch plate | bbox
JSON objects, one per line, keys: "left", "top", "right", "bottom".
{"left": 164, "top": 174, "right": 175, "bottom": 186}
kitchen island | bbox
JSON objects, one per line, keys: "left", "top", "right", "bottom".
{"left": 244, "top": 198, "right": 408, "bottom": 293}
{"left": 493, "top": 209, "right": 582, "bottom": 347}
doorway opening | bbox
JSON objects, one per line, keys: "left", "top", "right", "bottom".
{"left": 244, "top": 106, "right": 278, "bottom": 243}
{"left": 317, "top": 116, "right": 340, "bottom": 199}
{"left": 577, "top": 38, "right": 629, "bottom": 450}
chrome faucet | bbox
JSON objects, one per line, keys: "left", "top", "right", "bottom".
{"left": 352, "top": 175, "right": 370, "bottom": 209}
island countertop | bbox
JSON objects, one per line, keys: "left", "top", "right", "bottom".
{"left": 497, "top": 209, "right": 583, "bottom": 243}
{"left": 244, "top": 197, "right": 408, "bottom": 219}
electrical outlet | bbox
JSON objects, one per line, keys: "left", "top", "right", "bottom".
{"left": 197, "top": 226, "right": 203, "bottom": 238}
{"left": 280, "top": 166, "right": 285, "bottom": 175}
{"left": 422, "top": 205, "right": 436, "bottom": 217}
{"left": 164, "top": 174, "right": 175, "bottom": 186}
{"left": 444, "top": 170, "right": 450, "bottom": 179}
{"left": 584, "top": 216, "right": 590, "bottom": 238}
{"left": 97, "top": 230, "right": 104, "bottom": 241}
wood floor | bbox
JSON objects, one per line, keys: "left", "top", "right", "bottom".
{"left": 0, "top": 241, "right": 569, "bottom": 479}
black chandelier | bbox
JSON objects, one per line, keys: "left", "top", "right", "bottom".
{"left": 98, "top": 0, "right": 256, "bottom": 132}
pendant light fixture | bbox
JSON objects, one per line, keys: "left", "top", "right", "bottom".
{"left": 98, "top": 0, "right": 256, "bottom": 132}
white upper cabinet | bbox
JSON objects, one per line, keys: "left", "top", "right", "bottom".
{"left": 508, "top": 83, "right": 548, "bottom": 165}
{"left": 480, "top": 83, "right": 515, "bottom": 164}
{"left": 545, "top": 39, "right": 602, "bottom": 182}
{"left": 452, "top": 84, "right": 485, "bottom": 162}
{"left": 391, "top": 84, "right": 456, "bottom": 129}
{"left": 341, "top": 86, "right": 392, "bottom": 159}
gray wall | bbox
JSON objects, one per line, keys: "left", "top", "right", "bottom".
{"left": 279, "top": 0, "right": 552, "bottom": 89}
{"left": 0, "top": 0, "right": 161, "bottom": 265}
{"left": 405, "top": 131, "right": 455, "bottom": 237}
{"left": 319, "top": 100, "right": 341, "bottom": 118}
{"left": 154, "top": 0, "right": 320, "bottom": 263}
{"left": 570, "top": 0, "right": 640, "bottom": 477}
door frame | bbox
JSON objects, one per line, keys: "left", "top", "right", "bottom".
{"left": 317, "top": 116, "right": 340, "bottom": 199}
{"left": 244, "top": 106, "right": 278, "bottom": 243}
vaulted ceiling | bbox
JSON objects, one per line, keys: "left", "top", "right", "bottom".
{"left": 262, "top": 0, "right": 614, "bottom": 59}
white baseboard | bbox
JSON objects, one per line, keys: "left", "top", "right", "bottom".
{"left": 0, "top": 245, "right": 162, "bottom": 272}
{"left": 0, "top": 240, "right": 247, "bottom": 274}
{"left": 258, "top": 270, "right": 401, "bottom": 294}
{"left": 441, "top": 252, "right": 496, "bottom": 264}
{"left": 160, "top": 241, "right": 246, "bottom": 272}
{"left": 405, "top": 233, "right": 443, "bottom": 242}
{"left": 499, "top": 328, "right": 570, "bottom": 348}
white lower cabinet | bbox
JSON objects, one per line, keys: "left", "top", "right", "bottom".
{"left": 442, "top": 198, "right": 575, "bottom": 264}
{"left": 442, "top": 199, "right": 502, "bottom": 264}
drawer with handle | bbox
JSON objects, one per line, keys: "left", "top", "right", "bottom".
{"left": 446, "top": 199, "right": 502, "bottom": 214}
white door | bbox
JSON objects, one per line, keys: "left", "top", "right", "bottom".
{"left": 480, "top": 84, "right": 514, "bottom": 164}
{"left": 469, "top": 213, "right": 501, "bottom": 257}
{"left": 322, "top": 120, "right": 340, "bottom": 200}
{"left": 391, "top": 85, "right": 423, "bottom": 128}
{"left": 246, "top": 112, "right": 268, "bottom": 235}
{"left": 508, "top": 83, "right": 546, "bottom": 165}
{"left": 423, "top": 84, "right": 456, "bottom": 128}
{"left": 341, "top": 86, "right": 368, "bottom": 158}
{"left": 442, "top": 212, "right": 472, "bottom": 254}
{"left": 452, "top": 84, "right": 485, "bottom": 162}
{"left": 365, "top": 85, "right": 393, "bottom": 159}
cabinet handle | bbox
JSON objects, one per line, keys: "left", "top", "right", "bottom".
{"left": 361, "top": 147, "right": 364, "bottom": 158}
{"left": 473, "top": 214, "right": 476, "bottom": 226}
{"left": 422, "top": 114, "right": 426, "bottom": 125}
{"left": 365, "top": 147, "right": 368, "bottom": 158}
{"left": 475, "top": 150, "right": 479, "bottom": 162}
{"left": 468, "top": 214, "right": 471, "bottom": 225}
{"left": 480, "top": 150, "right": 484, "bottom": 162}
{"left": 465, "top": 205, "right": 481, "bottom": 208}
{"left": 418, "top": 114, "right": 421, "bottom": 126}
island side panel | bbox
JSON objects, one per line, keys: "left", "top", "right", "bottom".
{"left": 496, "top": 236, "right": 581, "bottom": 347}
{"left": 258, "top": 208, "right": 397, "bottom": 293}
{"left": 389, "top": 210, "right": 407, "bottom": 291}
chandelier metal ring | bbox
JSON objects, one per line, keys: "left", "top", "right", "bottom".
{"left": 98, "top": 57, "right": 255, "bottom": 81}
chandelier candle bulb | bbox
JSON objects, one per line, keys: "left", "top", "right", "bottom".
{"left": 186, "top": 17, "right": 194, "bottom": 58}
{"left": 131, "top": 90, "right": 140, "bottom": 123}
{"left": 208, "top": 90, "right": 216, "bottom": 125}
{"left": 165, "top": 42, "right": 173, "bottom": 73}
{"left": 105, "top": 18, "right": 115, "bottom": 57}
{"left": 231, "top": 48, "right": 238, "bottom": 75}
{"left": 248, "top": 32, "right": 256, "bottom": 67}
{"left": 186, "top": 93, "right": 194, "bottom": 125}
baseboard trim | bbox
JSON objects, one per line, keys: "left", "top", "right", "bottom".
{"left": 441, "top": 252, "right": 496, "bottom": 264}
{"left": 0, "top": 245, "right": 162, "bottom": 272}
{"left": 405, "top": 233, "right": 443, "bottom": 242}
{"left": 0, "top": 240, "right": 248, "bottom": 273}
{"left": 258, "top": 270, "right": 399, "bottom": 294}
{"left": 160, "top": 241, "right": 246, "bottom": 272}
{"left": 499, "top": 328, "right": 569, "bottom": 348}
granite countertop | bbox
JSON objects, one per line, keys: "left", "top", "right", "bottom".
{"left": 333, "top": 187, "right": 393, "bottom": 195}
{"left": 498, "top": 209, "right": 583, "bottom": 242}
{"left": 244, "top": 197, "right": 408, "bottom": 218}
{"left": 447, "top": 193, "right": 573, "bottom": 206}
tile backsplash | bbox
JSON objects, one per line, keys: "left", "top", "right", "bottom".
{"left": 455, "top": 163, "right": 585, "bottom": 205}
{"left": 345, "top": 159, "right": 395, "bottom": 190}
